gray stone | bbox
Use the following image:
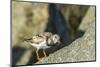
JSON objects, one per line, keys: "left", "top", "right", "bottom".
{"left": 79, "top": 7, "right": 95, "bottom": 31}
{"left": 36, "top": 22, "right": 95, "bottom": 64}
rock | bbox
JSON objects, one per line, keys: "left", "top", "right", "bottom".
{"left": 78, "top": 6, "right": 95, "bottom": 31}
{"left": 16, "top": 49, "right": 33, "bottom": 65}
{"left": 36, "top": 22, "right": 95, "bottom": 64}
{"left": 12, "top": 1, "right": 49, "bottom": 47}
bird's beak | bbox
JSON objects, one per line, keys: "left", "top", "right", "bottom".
{"left": 56, "top": 41, "right": 61, "bottom": 46}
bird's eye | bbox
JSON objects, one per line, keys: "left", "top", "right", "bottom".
{"left": 55, "top": 36, "right": 57, "bottom": 38}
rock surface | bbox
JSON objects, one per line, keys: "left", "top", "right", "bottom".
{"left": 79, "top": 7, "right": 95, "bottom": 31}
{"left": 37, "top": 22, "right": 95, "bottom": 64}
{"left": 12, "top": 1, "right": 49, "bottom": 47}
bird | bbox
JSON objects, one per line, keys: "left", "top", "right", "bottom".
{"left": 24, "top": 32, "right": 61, "bottom": 60}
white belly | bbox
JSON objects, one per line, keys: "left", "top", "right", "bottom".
{"left": 30, "top": 40, "right": 50, "bottom": 50}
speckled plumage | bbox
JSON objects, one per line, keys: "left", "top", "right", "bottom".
{"left": 25, "top": 32, "right": 61, "bottom": 60}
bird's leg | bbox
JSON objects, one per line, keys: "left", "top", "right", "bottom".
{"left": 36, "top": 49, "right": 41, "bottom": 60}
{"left": 43, "top": 50, "right": 47, "bottom": 57}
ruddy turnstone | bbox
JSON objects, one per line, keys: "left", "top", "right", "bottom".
{"left": 25, "top": 32, "right": 61, "bottom": 60}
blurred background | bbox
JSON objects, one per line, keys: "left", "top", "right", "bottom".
{"left": 12, "top": 1, "right": 95, "bottom": 65}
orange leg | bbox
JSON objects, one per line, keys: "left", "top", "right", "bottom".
{"left": 36, "top": 49, "right": 42, "bottom": 60}
{"left": 43, "top": 50, "right": 47, "bottom": 57}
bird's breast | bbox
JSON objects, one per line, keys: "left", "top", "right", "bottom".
{"left": 30, "top": 40, "right": 50, "bottom": 49}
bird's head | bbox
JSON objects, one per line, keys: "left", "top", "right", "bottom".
{"left": 52, "top": 34, "right": 61, "bottom": 45}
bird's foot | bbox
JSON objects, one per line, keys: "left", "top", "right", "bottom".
{"left": 37, "top": 57, "right": 43, "bottom": 61}
{"left": 43, "top": 50, "right": 48, "bottom": 58}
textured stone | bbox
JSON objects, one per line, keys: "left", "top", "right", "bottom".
{"left": 37, "top": 22, "right": 95, "bottom": 64}
{"left": 79, "top": 6, "right": 95, "bottom": 31}
{"left": 12, "top": 1, "right": 49, "bottom": 47}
